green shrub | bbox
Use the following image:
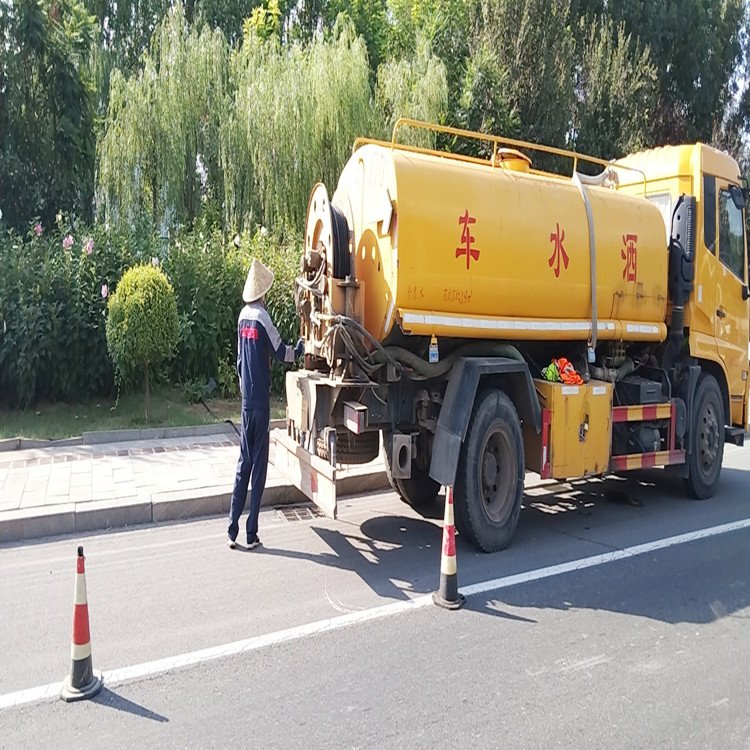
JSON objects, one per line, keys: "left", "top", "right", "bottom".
{"left": 163, "top": 226, "right": 302, "bottom": 396}
{"left": 0, "top": 222, "right": 300, "bottom": 409}
{"left": 106, "top": 265, "right": 179, "bottom": 419}
{"left": 0, "top": 221, "right": 157, "bottom": 407}
{"left": 164, "top": 228, "right": 243, "bottom": 387}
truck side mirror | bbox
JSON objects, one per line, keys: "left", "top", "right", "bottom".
{"left": 731, "top": 184, "right": 745, "bottom": 209}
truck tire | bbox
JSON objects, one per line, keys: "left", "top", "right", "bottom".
{"left": 454, "top": 389, "right": 524, "bottom": 552}
{"left": 683, "top": 373, "right": 724, "bottom": 499}
{"left": 382, "top": 432, "right": 441, "bottom": 509}
{"left": 316, "top": 429, "right": 379, "bottom": 464}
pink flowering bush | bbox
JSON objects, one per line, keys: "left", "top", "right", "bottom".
{"left": 0, "top": 223, "right": 158, "bottom": 406}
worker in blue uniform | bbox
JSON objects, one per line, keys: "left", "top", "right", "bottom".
{"left": 228, "top": 258, "right": 303, "bottom": 549}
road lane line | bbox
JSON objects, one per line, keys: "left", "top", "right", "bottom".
{"left": 2, "top": 516, "right": 749, "bottom": 711}
{"left": 460, "top": 517, "right": 750, "bottom": 598}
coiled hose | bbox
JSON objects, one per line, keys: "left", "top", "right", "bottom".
{"left": 371, "top": 341, "right": 525, "bottom": 379}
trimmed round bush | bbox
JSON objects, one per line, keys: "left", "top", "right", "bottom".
{"left": 106, "top": 264, "right": 179, "bottom": 419}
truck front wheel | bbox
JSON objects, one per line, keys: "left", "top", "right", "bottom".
{"left": 454, "top": 389, "right": 524, "bottom": 552}
{"left": 684, "top": 373, "right": 724, "bottom": 499}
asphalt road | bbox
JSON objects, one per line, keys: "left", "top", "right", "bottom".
{"left": 1, "top": 443, "right": 749, "bottom": 748}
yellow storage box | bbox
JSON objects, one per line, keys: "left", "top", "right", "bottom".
{"left": 524, "top": 379, "right": 614, "bottom": 479}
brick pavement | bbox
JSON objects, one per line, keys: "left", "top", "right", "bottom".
{"left": 0, "top": 431, "right": 388, "bottom": 543}
{"left": 0, "top": 433, "right": 293, "bottom": 514}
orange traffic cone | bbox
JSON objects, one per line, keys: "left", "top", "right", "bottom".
{"left": 60, "top": 546, "right": 102, "bottom": 702}
{"left": 433, "top": 486, "right": 465, "bottom": 610}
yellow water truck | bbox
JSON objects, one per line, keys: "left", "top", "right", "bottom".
{"left": 278, "top": 119, "right": 749, "bottom": 552}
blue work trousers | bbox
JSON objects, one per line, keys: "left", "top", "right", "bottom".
{"left": 228, "top": 405, "right": 270, "bottom": 542}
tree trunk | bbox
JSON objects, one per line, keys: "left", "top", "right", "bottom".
{"left": 144, "top": 361, "right": 150, "bottom": 423}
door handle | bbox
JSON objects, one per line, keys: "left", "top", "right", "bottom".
{"left": 716, "top": 307, "right": 727, "bottom": 318}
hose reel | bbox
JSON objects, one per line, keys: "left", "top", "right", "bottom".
{"left": 304, "top": 183, "right": 351, "bottom": 280}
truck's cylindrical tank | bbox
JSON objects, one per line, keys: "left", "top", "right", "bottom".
{"left": 326, "top": 143, "right": 669, "bottom": 344}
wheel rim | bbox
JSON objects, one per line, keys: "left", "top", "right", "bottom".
{"left": 698, "top": 400, "right": 720, "bottom": 475}
{"left": 479, "top": 423, "right": 517, "bottom": 525}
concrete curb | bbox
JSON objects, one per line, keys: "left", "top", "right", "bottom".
{"left": 0, "top": 467, "right": 390, "bottom": 545}
{"left": 0, "top": 419, "right": 287, "bottom": 452}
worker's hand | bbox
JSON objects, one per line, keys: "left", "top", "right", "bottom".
{"left": 294, "top": 338, "right": 305, "bottom": 359}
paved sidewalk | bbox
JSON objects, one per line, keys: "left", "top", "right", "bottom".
{"left": 0, "top": 430, "right": 387, "bottom": 544}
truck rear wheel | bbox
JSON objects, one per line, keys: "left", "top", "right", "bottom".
{"left": 316, "top": 429, "right": 379, "bottom": 464}
{"left": 383, "top": 432, "right": 441, "bottom": 509}
{"left": 683, "top": 374, "right": 724, "bottom": 499}
{"left": 454, "top": 389, "right": 524, "bottom": 552}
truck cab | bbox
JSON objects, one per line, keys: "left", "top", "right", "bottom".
{"left": 617, "top": 144, "right": 750, "bottom": 430}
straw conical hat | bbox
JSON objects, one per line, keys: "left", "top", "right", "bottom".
{"left": 243, "top": 258, "right": 274, "bottom": 303}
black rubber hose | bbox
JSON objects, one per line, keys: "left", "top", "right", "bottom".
{"left": 590, "top": 358, "right": 635, "bottom": 383}
{"left": 330, "top": 205, "right": 350, "bottom": 279}
{"left": 371, "top": 342, "right": 525, "bottom": 379}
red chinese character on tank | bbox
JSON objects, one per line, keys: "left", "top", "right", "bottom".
{"left": 456, "top": 209, "right": 480, "bottom": 270}
{"left": 548, "top": 222, "right": 569, "bottom": 278}
{"left": 622, "top": 234, "right": 637, "bottom": 282}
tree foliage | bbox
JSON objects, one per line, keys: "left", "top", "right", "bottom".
{"left": 573, "top": 19, "right": 657, "bottom": 158}
{"left": 475, "top": 0, "right": 576, "bottom": 150}
{"left": 581, "top": 0, "right": 748, "bottom": 144}
{"left": 225, "top": 19, "right": 379, "bottom": 230}
{"left": 376, "top": 36, "right": 449, "bottom": 146}
{"left": 3, "top": 0, "right": 750, "bottom": 233}
{"left": 454, "top": 40, "right": 519, "bottom": 155}
{"left": 97, "top": 5, "right": 229, "bottom": 229}
{"left": 0, "top": 0, "right": 97, "bottom": 231}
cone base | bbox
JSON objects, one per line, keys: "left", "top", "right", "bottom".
{"left": 432, "top": 590, "right": 466, "bottom": 610}
{"left": 60, "top": 671, "right": 102, "bottom": 702}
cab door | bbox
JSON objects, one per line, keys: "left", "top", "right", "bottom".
{"left": 714, "top": 179, "right": 750, "bottom": 425}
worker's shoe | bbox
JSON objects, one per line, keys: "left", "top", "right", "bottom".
{"left": 246, "top": 536, "right": 262, "bottom": 551}
{"left": 227, "top": 535, "right": 237, "bottom": 550}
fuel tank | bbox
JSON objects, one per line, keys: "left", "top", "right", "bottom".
{"left": 303, "top": 139, "right": 669, "bottom": 350}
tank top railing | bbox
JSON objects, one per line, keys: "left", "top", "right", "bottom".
{"left": 352, "top": 118, "right": 648, "bottom": 195}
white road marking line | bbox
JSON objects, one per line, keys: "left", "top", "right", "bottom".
{"left": 460, "top": 517, "right": 750, "bottom": 598}
{"left": 1, "top": 516, "right": 749, "bottom": 711}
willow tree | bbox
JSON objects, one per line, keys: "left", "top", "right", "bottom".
{"left": 97, "top": 5, "right": 229, "bottom": 228}
{"left": 226, "top": 19, "right": 379, "bottom": 231}
{"left": 376, "top": 36, "right": 448, "bottom": 147}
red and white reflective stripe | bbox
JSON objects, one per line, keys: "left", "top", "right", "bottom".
{"left": 440, "top": 488, "right": 457, "bottom": 576}
{"left": 74, "top": 573, "right": 87, "bottom": 605}
{"left": 72, "top": 553, "right": 93, "bottom": 656}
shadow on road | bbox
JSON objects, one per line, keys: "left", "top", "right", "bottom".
{"left": 261, "top": 514, "right": 444, "bottom": 600}
{"left": 93, "top": 687, "right": 169, "bottom": 723}
{"left": 262, "top": 465, "right": 749, "bottom": 626}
